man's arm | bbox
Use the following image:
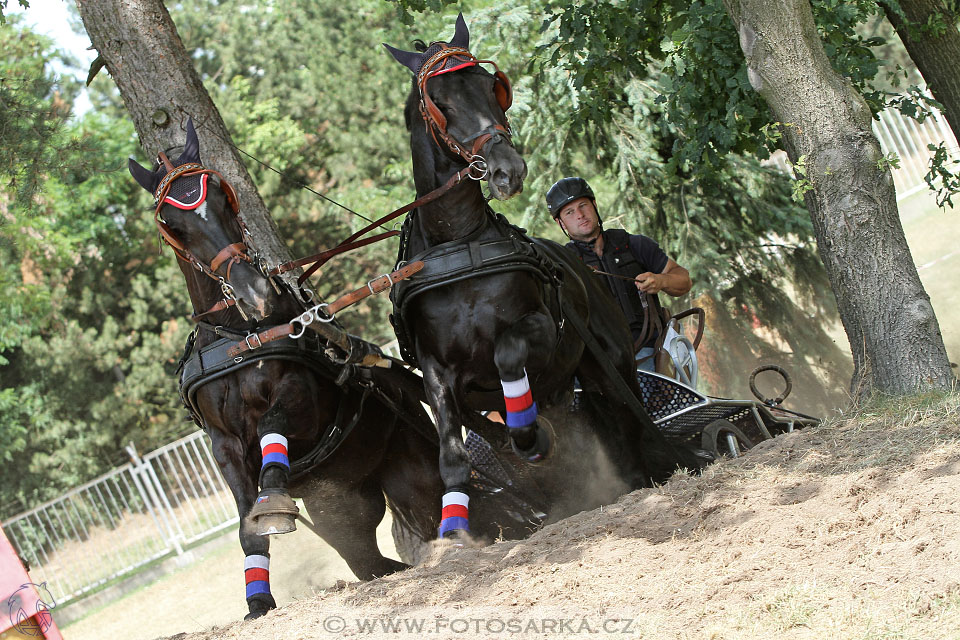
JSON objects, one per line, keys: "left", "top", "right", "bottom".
{"left": 635, "top": 259, "right": 692, "bottom": 297}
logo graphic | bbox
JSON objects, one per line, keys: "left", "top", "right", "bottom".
{"left": 6, "top": 582, "right": 56, "bottom": 637}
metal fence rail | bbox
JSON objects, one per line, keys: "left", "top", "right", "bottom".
{"left": 874, "top": 103, "right": 960, "bottom": 201}
{"left": 1, "top": 431, "right": 238, "bottom": 606}
{"left": 764, "top": 96, "right": 958, "bottom": 203}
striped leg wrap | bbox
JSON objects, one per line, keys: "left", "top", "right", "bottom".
{"left": 260, "top": 433, "right": 290, "bottom": 476}
{"left": 438, "top": 491, "right": 469, "bottom": 538}
{"left": 501, "top": 371, "right": 538, "bottom": 430}
{"left": 244, "top": 554, "right": 271, "bottom": 600}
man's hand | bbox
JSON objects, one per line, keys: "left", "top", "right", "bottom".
{"left": 636, "top": 260, "right": 692, "bottom": 297}
{"left": 634, "top": 272, "right": 662, "bottom": 294}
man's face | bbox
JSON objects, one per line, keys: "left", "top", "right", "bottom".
{"left": 557, "top": 197, "right": 600, "bottom": 240}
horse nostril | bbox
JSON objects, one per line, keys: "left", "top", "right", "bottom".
{"left": 493, "top": 168, "right": 510, "bottom": 188}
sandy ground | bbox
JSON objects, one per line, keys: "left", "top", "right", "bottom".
{"left": 62, "top": 514, "right": 400, "bottom": 640}
{"left": 124, "top": 394, "right": 960, "bottom": 640}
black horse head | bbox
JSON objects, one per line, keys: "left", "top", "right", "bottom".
{"left": 384, "top": 13, "right": 527, "bottom": 200}
{"left": 128, "top": 119, "right": 277, "bottom": 322}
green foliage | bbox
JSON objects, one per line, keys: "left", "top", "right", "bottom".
{"left": 0, "top": 17, "right": 88, "bottom": 208}
{"left": 0, "top": 1, "right": 29, "bottom": 25}
{"left": 1, "top": 18, "right": 197, "bottom": 516}
{"left": 925, "top": 142, "right": 960, "bottom": 207}
{"left": 789, "top": 155, "right": 814, "bottom": 203}
{"left": 885, "top": 85, "right": 944, "bottom": 121}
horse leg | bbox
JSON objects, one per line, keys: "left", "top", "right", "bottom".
{"left": 494, "top": 313, "right": 556, "bottom": 462}
{"left": 248, "top": 403, "right": 300, "bottom": 535}
{"left": 378, "top": 414, "right": 445, "bottom": 558}
{"left": 421, "top": 360, "right": 472, "bottom": 539}
{"left": 300, "top": 479, "right": 408, "bottom": 579}
{"left": 209, "top": 432, "right": 277, "bottom": 619}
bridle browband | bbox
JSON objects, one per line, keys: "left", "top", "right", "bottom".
{"left": 416, "top": 45, "right": 513, "bottom": 175}
{"left": 152, "top": 152, "right": 262, "bottom": 321}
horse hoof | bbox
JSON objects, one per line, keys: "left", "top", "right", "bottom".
{"left": 256, "top": 512, "right": 297, "bottom": 536}
{"left": 244, "top": 606, "right": 272, "bottom": 620}
{"left": 249, "top": 489, "right": 300, "bottom": 535}
{"left": 244, "top": 595, "right": 276, "bottom": 620}
{"left": 510, "top": 416, "right": 556, "bottom": 464}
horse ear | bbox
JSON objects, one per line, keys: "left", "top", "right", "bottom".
{"left": 449, "top": 12, "right": 469, "bottom": 49}
{"left": 179, "top": 117, "right": 200, "bottom": 164}
{"left": 383, "top": 43, "right": 420, "bottom": 73}
{"left": 128, "top": 157, "right": 160, "bottom": 193}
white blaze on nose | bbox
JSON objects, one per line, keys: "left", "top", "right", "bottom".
{"left": 194, "top": 201, "right": 209, "bottom": 221}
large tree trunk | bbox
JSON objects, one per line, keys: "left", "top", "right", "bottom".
{"left": 882, "top": 0, "right": 960, "bottom": 141}
{"left": 76, "top": 0, "right": 294, "bottom": 277}
{"left": 722, "top": 0, "right": 954, "bottom": 400}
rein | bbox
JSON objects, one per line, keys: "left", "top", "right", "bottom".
{"left": 270, "top": 161, "right": 486, "bottom": 285}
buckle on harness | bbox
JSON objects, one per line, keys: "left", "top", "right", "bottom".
{"left": 244, "top": 332, "right": 263, "bottom": 351}
{"left": 368, "top": 273, "right": 394, "bottom": 295}
{"left": 289, "top": 302, "right": 334, "bottom": 340}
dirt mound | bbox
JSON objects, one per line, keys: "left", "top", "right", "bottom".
{"left": 164, "top": 395, "right": 960, "bottom": 640}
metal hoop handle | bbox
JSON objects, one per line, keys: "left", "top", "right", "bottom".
{"left": 749, "top": 364, "right": 793, "bottom": 406}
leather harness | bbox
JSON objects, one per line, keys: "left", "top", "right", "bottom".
{"left": 177, "top": 325, "right": 397, "bottom": 480}
{"left": 389, "top": 209, "right": 563, "bottom": 366}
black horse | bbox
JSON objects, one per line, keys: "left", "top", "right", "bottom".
{"left": 128, "top": 120, "right": 458, "bottom": 619}
{"left": 385, "top": 15, "right": 700, "bottom": 539}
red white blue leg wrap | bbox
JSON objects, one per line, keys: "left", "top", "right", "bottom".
{"left": 259, "top": 433, "right": 290, "bottom": 479}
{"left": 244, "top": 554, "right": 271, "bottom": 600}
{"left": 438, "top": 491, "right": 469, "bottom": 538}
{"left": 502, "top": 371, "right": 537, "bottom": 430}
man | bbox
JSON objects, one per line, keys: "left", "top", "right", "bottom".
{"left": 546, "top": 176, "right": 692, "bottom": 371}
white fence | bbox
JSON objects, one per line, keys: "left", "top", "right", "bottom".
{"left": 766, "top": 99, "right": 958, "bottom": 203}
{"left": 1, "top": 431, "right": 238, "bottom": 606}
{"left": 875, "top": 103, "right": 959, "bottom": 201}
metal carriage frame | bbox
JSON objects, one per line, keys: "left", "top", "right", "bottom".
{"left": 637, "top": 370, "right": 819, "bottom": 459}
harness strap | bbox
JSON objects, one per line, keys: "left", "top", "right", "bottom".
{"left": 191, "top": 298, "right": 237, "bottom": 322}
{"left": 210, "top": 242, "right": 249, "bottom": 274}
{"left": 225, "top": 261, "right": 424, "bottom": 358}
{"left": 270, "top": 166, "right": 473, "bottom": 284}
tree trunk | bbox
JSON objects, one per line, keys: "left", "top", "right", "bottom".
{"left": 76, "top": 0, "right": 294, "bottom": 278}
{"left": 722, "top": 0, "right": 954, "bottom": 400}
{"left": 882, "top": 0, "right": 960, "bottom": 142}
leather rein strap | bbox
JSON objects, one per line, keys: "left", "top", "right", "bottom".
{"left": 270, "top": 162, "right": 481, "bottom": 285}
{"left": 226, "top": 260, "right": 424, "bottom": 357}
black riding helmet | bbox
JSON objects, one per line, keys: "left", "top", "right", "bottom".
{"left": 546, "top": 176, "right": 600, "bottom": 222}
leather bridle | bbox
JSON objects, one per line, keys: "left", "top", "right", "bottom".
{"left": 416, "top": 44, "right": 513, "bottom": 177}
{"left": 152, "top": 151, "right": 263, "bottom": 321}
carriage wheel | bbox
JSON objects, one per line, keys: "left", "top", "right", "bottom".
{"left": 701, "top": 419, "right": 756, "bottom": 459}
